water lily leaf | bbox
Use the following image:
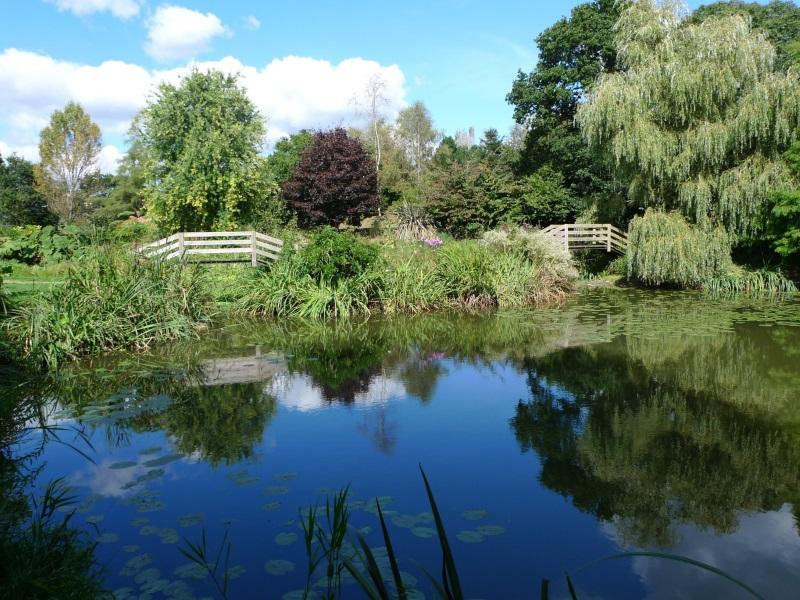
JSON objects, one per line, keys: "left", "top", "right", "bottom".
{"left": 476, "top": 525, "right": 506, "bottom": 536}
{"left": 263, "top": 486, "right": 290, "bottom": 496}
{"left": 120, "top": 554, "right": 152, "bottom": 577}
{"left": 461, "top": 509, "right": 487, "bottom": 521}
{"left": 97, "top": 532, "right": 119, "bottom": 543}
{"left": 174, "top": 563, "right": 208, "bottom": 580}
{"left": 261, "top": 501, "right": 281, "bottom": 512}
{"left": 131, "top": 517, "right": 149, "bottom": 527}
{"left": 138, "top": 447, "right": 162, "bottom": 456}
{"left": 226, "top": 565, "right": 246, "bottom": 579}
{"left": 273, "top": 472, "right": 297, "bottom": 481}
{"left": 274, "top": 532, "right": 298, "bottom": 546}
{"left": 456, "top": 530, "right": 484, "bottom": 543}
{"left": 265, "top": 559, "right": 296, "bottom": 575}
{"left": 139, "top": 525, "right": 159, "bottom": 536}
{"left": 158, "top": 528, "right": 180, "bottom": 544}
{"left": 226, "top": 470, "right": 260, "bottom": 486}
{"left": 142, "top": 454, "right": 182, "bottom": 468}
{"left": 134, "top": 567, "right": 161, "bottom": 584}
{"left": 177, "top": 513, "right": 205, "bottom": 527}
{"left": 109, "top": 460, "right": 138, "bottom": 470}
{"left": 85, "top": 515, "right": 104, "bottom": 524}
{"left": 391, "top": 514, "right": 419, "bottom": 528}
{"left": 122, "top": 545, "right": 140, "bottom": 553}
{"left": 410, "top": 527, "right": 437, "bottom": 539}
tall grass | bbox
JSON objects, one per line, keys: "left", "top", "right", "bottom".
{"left": 703, "top": 267, "right": 797, "bottom": 296}
{"left": 5, "top": 247, "right": 212, "bottom": 368}
{"left": 234, "top": 227, "right": 577, "bottom": 319}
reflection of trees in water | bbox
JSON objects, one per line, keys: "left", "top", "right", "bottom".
{"left": 512, "top": 333, "right": 800, "bottom": 547}
{"left": 45, "top": 360, "right": 278, "bottom": 467}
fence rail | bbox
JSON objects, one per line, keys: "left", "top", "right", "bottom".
{"left": 138, "top": 231, "right": 283, "bottom": 266}
{"left": 541, "top": 224, "right": 627, "bottom": 255}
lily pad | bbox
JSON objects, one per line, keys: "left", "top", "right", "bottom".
{"left": 131, "top": 517, "right": 149, "bottom": 527}
{"left": 109, "top": 460, "right": 138, "bottom": 470}
{"left": 265, "top": 559, "right": 296, "bottom": 576}
{"left": 261, "top": 501, "right": 281, "bottom": 512}
{"left": 134, "top": 567, "right": 161, "bottom": 584}
{"left": 274, "top": 532, "right": 298, "bottom": 546}
{"left": 139, "top": 526, "right": 160, "bottom": 536}
{"left": 263, "top": 486, "right": 290, "bottom": 496}
{"left": 97, "top": 532, "right": 119, "bottom": 543}
{"left": 85, "top": 515, "right": 105, "bottom": 524}
{"left": 410, "top": 527, "right": 437, "bottom": 539}
{"left": 142, "top": 454, "right": 182, "bottom": 468}
{"left": 273, "top": 472, "right": 297, "bottom": 481}
{"left": 158, "top": 528, "right": 180, "bottom": 544}
{"left": 455, "top": 530, "right": 484, "bottom": 544}
{"left": 461, "top": 509, "right": 488, "bottom": 521}
{"left": 178, "top": 513, "right": 205, "bottom": 527}
{"left": 119, "top": 553, "right": 152, "bottom": 577}
{"left": 226, "top": 470, "right": 260, "bottom": 486}
{"left": 174, "top": 563, "right": 208, "bottom": 580}
{"left": 391, "top": 514, "right": 419, "bottom": 528}
{"left": 476, "top": 525, "right": 506, "bottom": 536}
{"left": 226, "top": 565, "right": 246, "bottom": 579}
{"left": 122, "top": 544, "right": 140, "bottom": 553}
{"left": 138, "top": 447, "right": 162, "bottom": 456}
{"left": 141, "top": 578, "right": 170, "bottom": 594}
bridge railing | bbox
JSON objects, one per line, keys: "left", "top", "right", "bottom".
{"left": 138, "top": 231, "right": 283, "bottom": 266}
{"left": 541, "top": 223, "right": 627, "bottom": 255}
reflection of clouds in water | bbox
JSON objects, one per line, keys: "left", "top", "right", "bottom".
{"left": 602, "top": 506, "right": 800, "bottom": 599}
{"left": 70, "top": 457, "right": 180, "bottom": 498}
{"left": 266, "top": 373, "right": 407, "bottom": 412}
{"left": 70, "top": 460, "right": 148, "bottom": 498}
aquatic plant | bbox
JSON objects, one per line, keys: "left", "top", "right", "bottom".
{"left": 5, "top": 247, "right": 213, "bottom": 368}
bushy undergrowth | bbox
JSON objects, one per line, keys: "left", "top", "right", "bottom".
{"left": 627, "top": 210, "right": 795, "bottom": 294}
{"left": 235, "top": 227, "right": 577, "bottom": 319}
{"left": 6, "top": 248, "right": 212, "bottom": 368}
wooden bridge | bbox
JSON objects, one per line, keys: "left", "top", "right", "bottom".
{"left": 138, "top": 231, "right": 283, "bottom": 266}
{"left": 541, "top": 224, "right": 627, "bottom": 255}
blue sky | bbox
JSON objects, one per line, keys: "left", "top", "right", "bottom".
{"left": 0, "top": 0, "right": 749, "bottom": 171}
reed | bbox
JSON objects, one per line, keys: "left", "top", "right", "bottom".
{"left": 5, "top": 247, "right": 212, "bottom": 368}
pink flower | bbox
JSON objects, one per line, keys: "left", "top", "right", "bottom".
{"left": 423, "top": 238, "right": 443, "bottom": 248}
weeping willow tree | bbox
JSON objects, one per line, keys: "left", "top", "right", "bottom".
{"left": 577, "top": 0, "right": 800, "bottom": 235}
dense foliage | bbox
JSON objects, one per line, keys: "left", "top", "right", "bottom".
{"left": 0, "top": 154, "right": 54, "bottom": 227}
{"left": 136, "top": 70, "right": 266, "bottom": 232}
{"left": 769, "top": 141, "right": 800, "bottom": 257}
{"left": 295, "top": 227, "right": 380, "bottom": 284}
{"left": 507, "top": 0, "right": 622, "bottom": 218}
{"left": 6, "top": 248, "right": 212, "bottom": 367}
{"left": 283, "top": 128, "right": 379, "bottom": 227}
{"left": 627, "top": 209, "right": 733, "bottom": 288}
{"left": 577, "top": 0, "right": 800, "bottom": 236}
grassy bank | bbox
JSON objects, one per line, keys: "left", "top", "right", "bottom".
{"left": 0, "top": 227, "right": 577, "bottom": 370}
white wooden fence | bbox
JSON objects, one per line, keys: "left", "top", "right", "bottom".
{"left": 138, "top": 231, "right": 283, "bottom": 266}
{"left": 541, "top": 224, "right": 627, "bottom": 255}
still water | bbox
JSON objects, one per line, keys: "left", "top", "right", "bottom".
{"left": 14, "top": 288, "right": 800, "bottom": 599}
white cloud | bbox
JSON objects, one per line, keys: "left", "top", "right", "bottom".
{"left": 0, "top": 48, "right": 407, "bottom": 173}
{"left": 46, "top": 0, "right": 143, "bottom": 19}
{"left": 98, "top": 144, "right": 122, "bottom": 173}
{"left": 145, "top": 5, "right": 231, "bottom": 62}
{"left": 244, "top": 15, "right": 261, "bottom": 30}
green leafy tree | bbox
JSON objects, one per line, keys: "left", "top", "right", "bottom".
{"left": 34, "top": 102, "right": 102, "bottom": 224}
{"left": 691, "top": 0, "right": 800, "bottom": 70}
{"left": 282, "top": 128, "right": 378, "bottom": 227}
{"left": 577, "top": 0, "right": 800, "bottom": 236}
{"left": 266, "top": 130, "right": 314, "bottom": 184}
{"left": 0, "top": 154, "right": 54, "bottom": 226}
{"left": 136, "top": 70, "right": 265, "bottom": 232}
{"left": 769, "top": 141, "right": 800, "bottom": 257}
{"left": 507, "top": 0, "right": 622, "bottom": 216}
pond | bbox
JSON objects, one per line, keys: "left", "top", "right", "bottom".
{"left": 7, "top": 288, "right": 800, "bottom": 599}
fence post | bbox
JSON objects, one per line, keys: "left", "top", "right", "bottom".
{"left": 606, "top": 225, "right": 611, "bottom": 253}
{"left": 251, "top": 231, "right": 258, "bottom": 267}
{"left": 177, "top": 232, "right": 185, "bottom": 261}
{"left": 563, "top": 225, "right": 569, "bottom": 252}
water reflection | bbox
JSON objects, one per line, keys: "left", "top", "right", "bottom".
{"left": 14, "top": 289, "right": 800, "bottom": 598}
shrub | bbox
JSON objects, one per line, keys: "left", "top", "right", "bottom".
{"left": 0, "top": 225, "right": 86, "bottom": 265}
{"left": 296, "top": 227, "right": 380, "bottom": 284}
{"left": 282, "top": 128, "right": 379, "bottom": 227}
{"left": 110, "top": 219, "right": 158, "bottom": 244}
{"left": 6, "top": 247, "right": 212, "bottom": 368}
{"left": 627, "top": 210, "right": 733, "bottom": 288}
{"left": 392, "top": 201, "right": 437, "bottom": 241}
